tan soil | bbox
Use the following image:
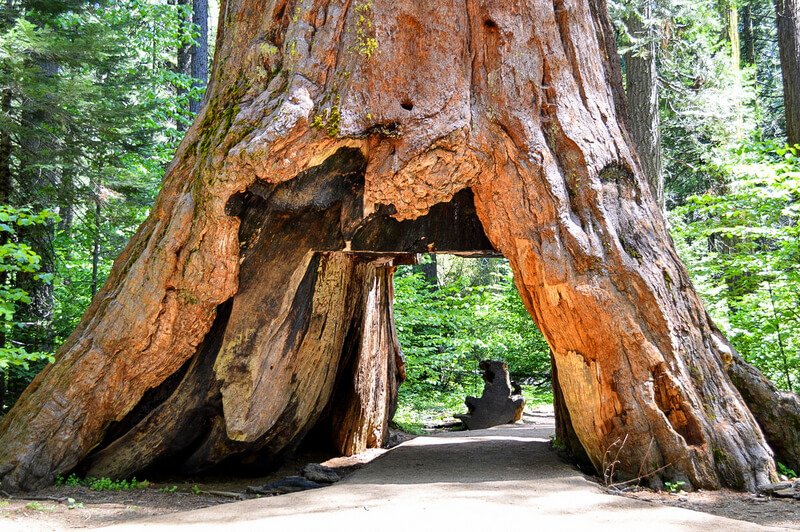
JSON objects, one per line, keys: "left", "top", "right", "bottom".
{"left": 2, "top": 409, "right": 797, "bottom": 531}
{"left": 0, "top": 447, "right": 388, "bottom": 530}
{"left": 612, "top": 486, "right": 800, "bottom": 530}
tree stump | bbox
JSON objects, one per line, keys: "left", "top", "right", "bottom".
{"left": 456, "top": 360, "right": 525, "bottom": 430}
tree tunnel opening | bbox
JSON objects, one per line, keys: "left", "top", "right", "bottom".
{"left": 73, "top": 146, "right": 588, "bottom": 482}
{"left": 391, "top": 254, "right": 554, "bottom": 432}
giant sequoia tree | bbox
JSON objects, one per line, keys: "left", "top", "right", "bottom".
{"left": 2, "top": 0, "right": 800, "bottom": 493}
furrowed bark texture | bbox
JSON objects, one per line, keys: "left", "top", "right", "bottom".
{"left": 0, "top": 0, "right": 791, "bottom": 491}
{"left": 727, "top": 347, "right": 800, "bottom": 474}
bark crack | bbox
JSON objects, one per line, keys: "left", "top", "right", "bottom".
{"left": 551, "top": 0, "right": 588, "bottom": 108}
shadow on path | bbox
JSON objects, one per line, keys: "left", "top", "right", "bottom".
{"left": 77, "top": 418, "right": 794, "bottom": 531}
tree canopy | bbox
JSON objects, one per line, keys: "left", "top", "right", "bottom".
{"left": 0, "top": 0, "right": 214, "bottom": 410}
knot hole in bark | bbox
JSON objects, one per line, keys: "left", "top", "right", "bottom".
{"left": 598, "top": 161, "right": 635, "bottom": 190}
{"left": 482, "top": 18, "right": 502, "bottom": 69}
{"left": 599, "top": 161, "right": 642, "bottom": 205}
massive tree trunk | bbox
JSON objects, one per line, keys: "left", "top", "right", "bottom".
{"left": 0, "top": 0, "right": 795, "bottom": 492}
{"left": 775, "top": 0, "right": 800, "bottom": 145}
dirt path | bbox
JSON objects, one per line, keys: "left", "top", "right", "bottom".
{"left": 4, "top": 411, "right": 798, "bottom": 531}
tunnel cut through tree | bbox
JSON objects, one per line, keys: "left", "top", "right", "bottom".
{"left": 391, "top": 254, "right": 554, "bottom": 411}
{"left": 3, "top": 0, "right": 800, "bottom": 492}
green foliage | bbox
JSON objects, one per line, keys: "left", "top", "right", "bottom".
{"left": 671, "top": 142, "right": 800, "bottom": 391}
{"left": 664, "top": 480, "right": 686, "bottom": 493}
{"left": 0, "top": 0, "right": 210, "bottom": 412}
{"left": 610, "top": 0, "right": 785, "bottom": 208}
{"left": 25, "top": 501, "right": 51, "bottom": 511}
{"left": 159, "top": 485, "right": 178, "bottom": 493}
{"left": 393, "top": 256, "right": 552, "bottom": 423}
{"left": 87, "top": 477, "right": 144, "bottom": 491}
{"left": 0, "top": 207, "right": 57, "bottom": 372}
{"left": 66, "top": 497, "right": 83, "bottom": 509}
{"left": 55, "top": 473, "right": 82, "bottom": 486}
{"left": 55, "top": 473, "right": 146, "bottom": 490}
{"left": 777, "top": 462, "right": 797, "bottom": 479}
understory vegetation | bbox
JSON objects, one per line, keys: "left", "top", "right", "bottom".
{"left": 55, "top": 473, "right": 147, "bottom": 491}
{"left": 671, "top": 141, "right": 800, "bottom": 391}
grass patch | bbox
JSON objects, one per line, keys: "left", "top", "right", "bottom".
{"left": 55, "top": 474, "right": 147, "bottom": 491}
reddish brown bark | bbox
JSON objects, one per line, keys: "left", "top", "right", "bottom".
{"left": 0, "top": 0, "right": 793, "bottom": 492}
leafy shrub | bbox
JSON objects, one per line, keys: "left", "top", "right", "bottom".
{"left": 0, "top": 207, "right": 58, "bottom": 373}
{"left": 54, "top": 474, "right": 146, "bottom": 490}
{"left": 0, "top": 207, "right": 59, "bottom": 414}
{"left": 778, "top": 462, "right": 797, "bottom": 479}
{"left": 55, "top": 473, "right": 82, "bottom": 487}
{"left": 671, "top": 142, "right": 800, "bottom": 391}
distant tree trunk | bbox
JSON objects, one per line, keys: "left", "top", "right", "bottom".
{"left": 16, "top": 59, "right": 57, "bottom": 356}
{"left": 1, "top": 0, "right": 795, "bottom": 493}
{"left": 720, "top": 0, "right": 741, "bottom": 70}
{"left": 417, "top": 255, "right": 438, "bottom": 288}
{"left": 91, "top": 182, "right": 102, "bottom": 299}
{"left": 56, "top": 171, "right": 74, "bottom": 262}
{"left": 742, "top": 3, "right": 756, "bottom": 67}
{"left": 176, "top": 0, "right": 192, "bottom": 132}
{"left": 190, "top": 0, "right": 209, "bottom": 114}
{"left": 0, "top": 88, "right": 10, "bottom": 411}
{"left": 775, "top": 0, "right": 800, "bottom": 145}
{"left": 0, "top": 90, "right": 10, "bottom": 205}
{"left": 718, "top": 0, "right": 747, "bottom": 141}
{"left": 624, "top": 4, "right": 663, "bottom": 208}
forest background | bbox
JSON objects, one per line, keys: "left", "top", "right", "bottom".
{"left": 0, "top": 0, "right": 798, "bottom": 435}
